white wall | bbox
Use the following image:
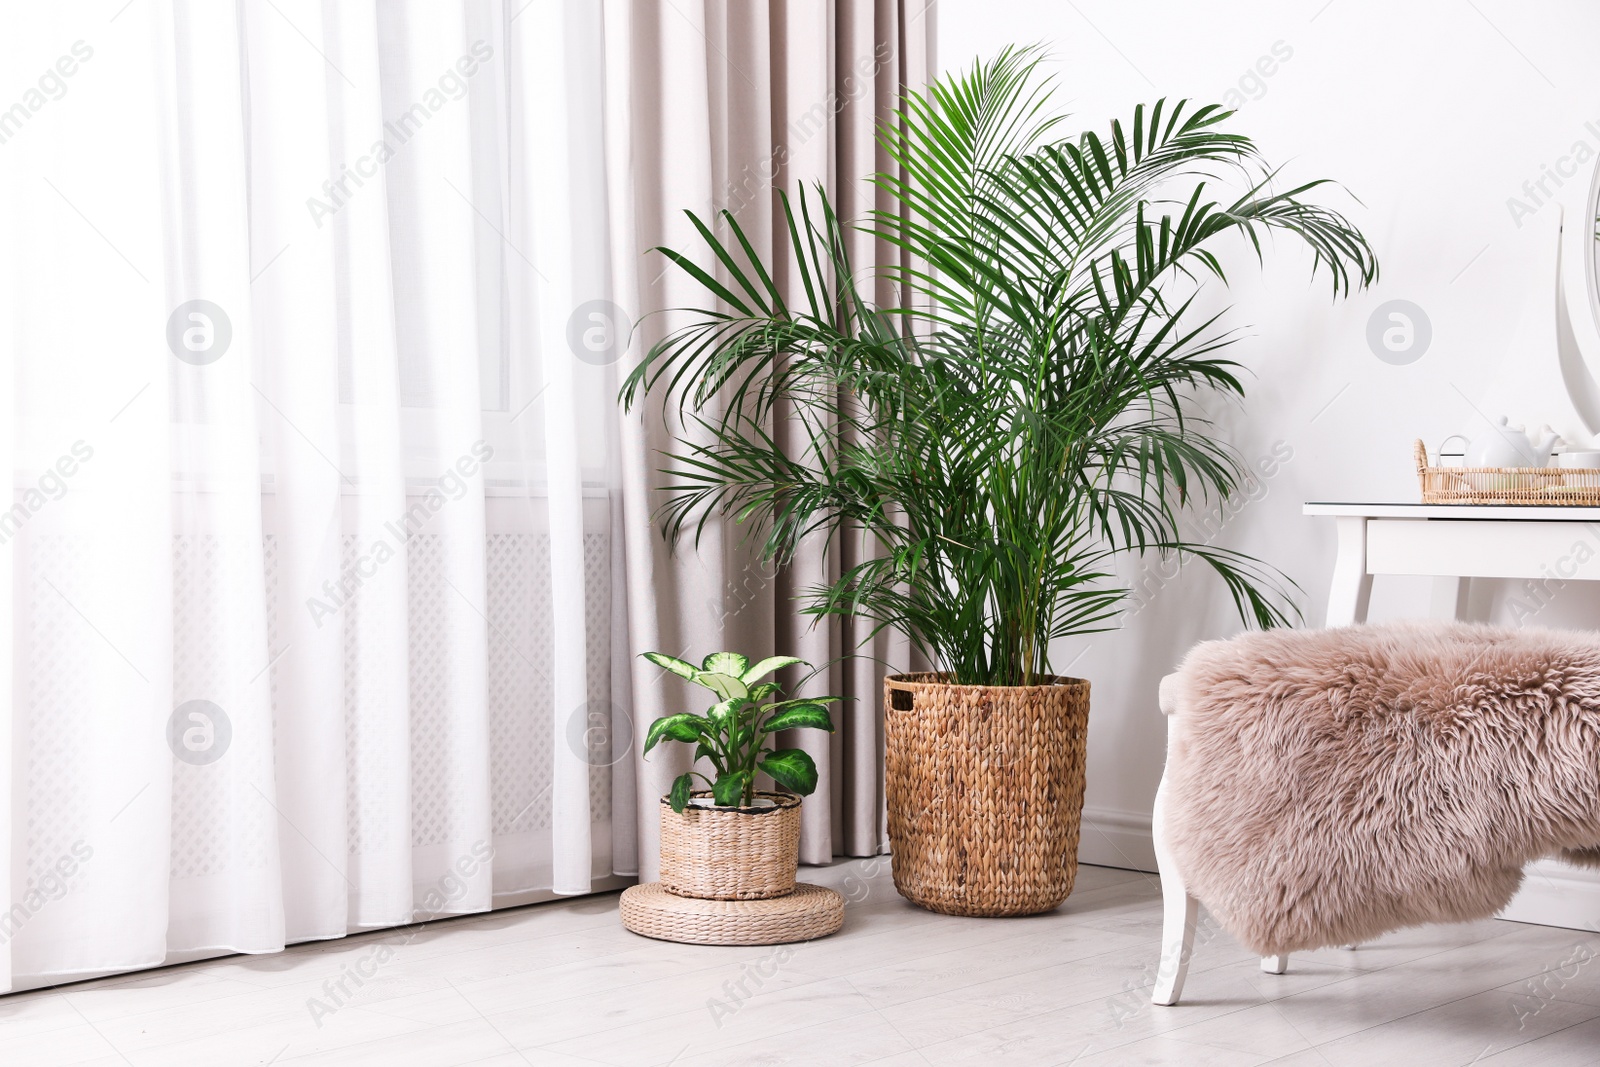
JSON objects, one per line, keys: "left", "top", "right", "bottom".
{"left": 936, "top": 0, "right": 1600, "bottom": 871}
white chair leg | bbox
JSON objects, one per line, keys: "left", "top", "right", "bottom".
{"left": 1261, "top": 954, "right": 1288, "bottom": 974}
{"left": 1151, "top": 773, "right": 1196, "bottom": 1006}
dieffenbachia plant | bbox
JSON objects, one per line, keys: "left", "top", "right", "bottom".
{"left": 642, "top": 651, "right": 838, "bottom": 812}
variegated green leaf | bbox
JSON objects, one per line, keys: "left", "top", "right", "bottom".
{"left": 643, "top": 713, "right": 705, "bottom": 754}
{"left": 739, "top": 655, "right": 804, "bottom": 684}
{"left": 693, "top": 671, "right": 749, "bottom": 702}
{"left": 761, "top": 694, "right": 843, "bottom": 711}
{"left": 668, "top": 773, "right": 694, "bottom": 813}
{"left": 761, "top": 703, "right": 834, "bottom": 733}
{"left": 642, "top": 651, "right": 698, "bottom": 680}
{"left": 758, "top": 748, "right": 818, "bottom": 796}
{"left": 701, "top": 651, "right": 750, "bottom": 677}
{"left": 711, "top": 770, "right": 751, "bottom": 807}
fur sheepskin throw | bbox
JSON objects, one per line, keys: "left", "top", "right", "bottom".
{"left": 1164, "top": 621, "right": 1600, "bottom": 956}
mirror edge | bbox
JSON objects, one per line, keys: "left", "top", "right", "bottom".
{"left": 1554, "top": 161, "right": 1600, "bottom": 437}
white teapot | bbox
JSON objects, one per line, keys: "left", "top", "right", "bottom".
{"left": 1454, "top": 417, "right": 1558, "bottom": 468}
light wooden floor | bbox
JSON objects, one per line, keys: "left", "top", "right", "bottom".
{"left": 4, "top": 859, "right": 1600, "bottom": 1066}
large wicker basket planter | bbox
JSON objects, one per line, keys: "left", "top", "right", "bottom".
{"left": 658, "top": 791, "right": 802, "bottom": 900}
{"left": 884, "top": 672, "right": 1090, "bottom": 917}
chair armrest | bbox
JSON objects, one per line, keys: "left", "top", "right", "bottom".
{"left": 1158, "top": 673, "right": 1181, "bottom": 717}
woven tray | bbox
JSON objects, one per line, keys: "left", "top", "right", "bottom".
{"left": 620, "top": 882, "right": 844, "bottom": 946}
{"left": 1414, "top": 440, "right": 1600, "bottom": 505}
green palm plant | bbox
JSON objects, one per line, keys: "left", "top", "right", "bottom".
{"left": 623, "top": 46, "right": 1379, "bottom": 687}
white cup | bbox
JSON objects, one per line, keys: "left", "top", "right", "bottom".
{"left": 1558, "top": 450, "right": 1600, "bottom": 469}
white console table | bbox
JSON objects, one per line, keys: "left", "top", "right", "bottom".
{"left": 1305, "top": 502, "right": 1600, "bottom": 932}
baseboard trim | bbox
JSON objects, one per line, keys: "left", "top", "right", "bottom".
{"left": 1498, "top": 859, "right": 1600, "bottom": 933}
{"left": 9, "top": 875, "right": 640, "bottom": 994}
{"left": 1078, "top": 805, "right": 1156, "bottom": 873}
{"left": 1076, "top": 808, "right": 1600, "bottom": 934}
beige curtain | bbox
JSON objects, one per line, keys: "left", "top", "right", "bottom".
{"left": 605, "top": 0, "right": 936, "bottom": 878}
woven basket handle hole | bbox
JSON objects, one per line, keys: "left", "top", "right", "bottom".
{"left": 891, "top": 689, "right": 913, "bottom": 711}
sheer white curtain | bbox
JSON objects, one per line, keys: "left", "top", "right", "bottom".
{"left": 0, "top": 0, "right": 632, "bottom": 991}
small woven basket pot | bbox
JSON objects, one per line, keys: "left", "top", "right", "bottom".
{"left": 885, "top": 673, "right": 1090, "bottom": 917}
{"left": 659, "top": 791, "right": 802, "bottom": 900}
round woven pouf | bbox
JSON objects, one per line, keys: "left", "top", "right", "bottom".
{"left": 620, "top": 882, "right": 844, "bottom": 946}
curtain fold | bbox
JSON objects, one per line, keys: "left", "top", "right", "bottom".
{"left": 322, "top": 0, "right": 415, "bottom": 931}
{"left": 609, "top": 0, "right": 935, "bottom": 878}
